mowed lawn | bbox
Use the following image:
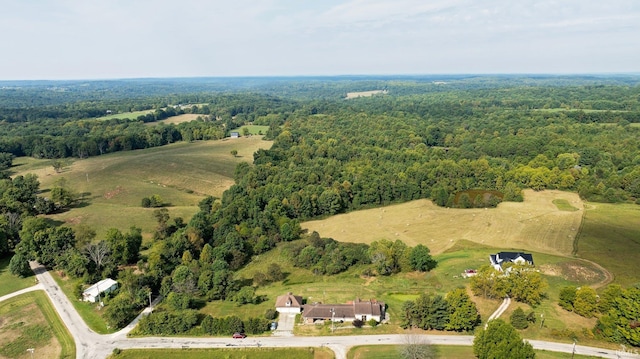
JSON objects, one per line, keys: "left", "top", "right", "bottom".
{"left": 12, "top": 138, "right": 271, "bottom": 239}
{"left": 347, "top": 345, "right": 601, "bottom": 359}
{"left": 0, "top": 291, "right": 75, "bottom": 359}
{"left": 108, "top": 347, "right": 334, "bottom": 359}
{"left": 0, "top": 256, "right": 36, "bottom": 297}
{"left": 302, "top": 190, "right": 583, "bottom": 256}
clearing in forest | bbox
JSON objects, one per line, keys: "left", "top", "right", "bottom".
{"left": 345, "top": 90, "right": 388, "bottom": 99}
{"left": 302, "top": 190, "right": 584, "bottom": 256}
{"left": 147, "top": 113, "right": 202, "bottom": 126}
{"left": 12, "top": 138, "right": 271, "bottom": 239}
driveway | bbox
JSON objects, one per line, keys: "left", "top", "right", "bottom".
{"left": 274, "top": 313, "right": 296, "bottom": 336}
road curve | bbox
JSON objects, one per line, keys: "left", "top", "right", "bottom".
{"left": 7, "top": 262, "right": 637, "bottom": 359}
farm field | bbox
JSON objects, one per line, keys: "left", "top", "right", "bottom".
{"left": 0, "top": 291, "right": 75, "bottom": 359}
{"left": 12, "top": 137, "right": 272, "bottom": 239}
{"left": 302, "top": 190, "right": 583, "bottom": 256}
{"left": 575, "top": 202, "right": 640, "bottom": 287}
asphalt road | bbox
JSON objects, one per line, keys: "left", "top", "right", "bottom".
{"left": 18, "top": 262, "right": 640, "bottom": 359}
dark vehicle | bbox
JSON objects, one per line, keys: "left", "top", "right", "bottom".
{"left": 270, "top": 322, "right": 278, "bottom": 330}
{"left": 232, "top": 332, "right": 247, "bottom": 339}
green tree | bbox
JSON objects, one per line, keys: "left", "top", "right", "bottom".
{"left": 510, "top": 307, "right": 529, "bottom": 329}
{"left": 558, "top": 286, "right": 577, "bottom": 311}
{"left": 230, "top": 149, "right": 238, "bottom": 157}
{"left": 9, "top": 252, "right": 32, "bottom": 277}
{"left": 104, "top": 293, "right": 139, "bottom": 329}
{"left": 574, "top": 286, "right": 598, "bottom": 318}
{"left": 409, "top": 244, "right": 437, "bottom": 272}
{"left": 446, "top": 288, "right": 480, "bottom": 331}
{"left": 473, "top": 319, "right": 535, "bottom": 359}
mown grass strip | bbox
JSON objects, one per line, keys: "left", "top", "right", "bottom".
{"left": 108, "top": 347, "right": 333, "bottom": 359}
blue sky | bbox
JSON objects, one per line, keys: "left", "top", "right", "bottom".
{"left": 1, "top": 0, "right": 639, "bottom": 80}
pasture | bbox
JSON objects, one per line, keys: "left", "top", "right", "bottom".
{"left": 302, "top": 190, "right": 583, "bottom": 256}
{"left": 0, "top": 291, "right": 75, "bottom": 359}
{"left": 12, "top": 137, "right": 272, "bottom": 239}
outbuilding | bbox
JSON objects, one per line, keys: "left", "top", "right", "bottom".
{"left": 82, "top": 278, "right": 118, "bottom": 302}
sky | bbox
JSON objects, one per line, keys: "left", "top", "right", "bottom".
{"left": 1, "top": 0, "right": 639, "bottom": 80}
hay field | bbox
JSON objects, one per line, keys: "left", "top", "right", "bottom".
{"left": 95, "top": 109, "right": 154, "bottom": 121}
{"left": 345, "top": 90, "right": 388, "bottom": 99}
{"left": 13, "top": 137, "right": 271, "bottom": 239}
{"left": 302, "top": 190, "right": 583, "bottom": 256}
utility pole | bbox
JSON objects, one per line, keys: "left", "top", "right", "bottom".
{"left": 540, "top": 313, "right": 544, "bottom": 329}
{"left": 27, "top": 348, "right": 34, "bottom": 359}
{"left": 148, "top": 290, "right": 152, "bottom": 308}
{"left": 571, "top": 340, "right": 576, "bottom": 359}
{"left": 330, "top": 308, "right": 335, "bottom": 333}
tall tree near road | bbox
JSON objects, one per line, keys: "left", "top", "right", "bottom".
{"left": 473, "top": 319, "right": 535, "bottom": 359}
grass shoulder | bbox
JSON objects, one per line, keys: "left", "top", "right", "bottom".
{"left": 347, "top": 345, "right": 602, "bottom": 359}
{"left": 0, "top": 256, "right": 36, "bottom": 297}
{"left": 108, "top": 347, "right": 334, "bottom": 359}
{"left": 50, "top": 271, "right": 116, "bottom": 334}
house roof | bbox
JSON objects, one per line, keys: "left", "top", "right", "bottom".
{"left": 302, "top": 299, "right": 385, "bottom": 319}
{"left": 275, "top": 292, "right": 303, "bottom": 308}
{"left": 490, "top": 252, "right": 534, "bottom": 265}
{"left": 83, "top": 278, "right": 117, "bottom": 298}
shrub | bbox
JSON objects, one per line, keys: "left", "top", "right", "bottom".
{"left": 264, "top": 309, "right": 278, "bottom": 320}
{"left": 510, "top": 307, "right": 529, "bottom": 329}
{"left": 367, "top": 318, "right": 378, "bottom": 327}
{"left": 353, "top": 319, "right": 364, "bottom": 328}
{"left": 141, "top": 197, "right": 151, "bottom": 208}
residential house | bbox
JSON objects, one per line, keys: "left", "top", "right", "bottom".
{"left": 275, "top": 292, "right": 303, "bottom": 313}
{"left": 302, "top": 298, "right": 385, "bottom": 324}
{"left": 230, "top": 132, "right": 240, "bottom": 139}
{"left": 489, "top": 252, "right": 534, "bottom": 271}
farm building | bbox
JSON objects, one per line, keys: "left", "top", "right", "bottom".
{"left": 230, "top": 132, "right": 240, "bottom": 139}
{"left": 301, "top": 298, "right": 385, "bottom": 324}
{"left": 82, "top": 278, "right": 118, "bottom": 302}
{"left": 489, "top": 252, "right": 534, "bottom": 271}
{"left": 275, "top": 292, "right": 303, "bottom": 313}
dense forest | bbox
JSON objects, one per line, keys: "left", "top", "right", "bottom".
{"left": 2, "top": 75, "right": 640, "bottom": 344}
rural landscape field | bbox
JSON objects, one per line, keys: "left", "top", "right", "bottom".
{"left": 1, "top": 76, "right": 640, "bottom": 359}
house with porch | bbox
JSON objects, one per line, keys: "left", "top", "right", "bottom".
{"left": 489, "top": 252, "right": 534, "bottom": 271}
{"left": 301, "top": 298, "right": 385, "bottom": 324}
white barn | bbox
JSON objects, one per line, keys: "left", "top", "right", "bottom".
{"left": 82, "top": 278, "right": 118, "bottom": 302}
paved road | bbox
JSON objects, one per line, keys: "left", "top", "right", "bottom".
{"left": 0, "top": 283, "right": 43, "bottom": 302}
{"left": 7, "top": 262, "right": 638, "bottom": 359}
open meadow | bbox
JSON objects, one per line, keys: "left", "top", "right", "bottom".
{"left": 145, "top": 113, "right": 201, "bottom": 126}
{"left": 0, "top": 257, "right": 35, "bottom": 297}
{"left": 0, "top": 291, "right": 75, "bottom": 359}
{"left": 12, "top": 137, "right": 272, "bottom": 239}
{"left": 302, "top": 190, "right": 583, "bottom": 256}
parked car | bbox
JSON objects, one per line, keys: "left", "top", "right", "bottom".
{"left": 232, "top": 332, "right": 247, "bottom": 339}
{"left": 270, "top": 321, "right": 278, "bottom": 330}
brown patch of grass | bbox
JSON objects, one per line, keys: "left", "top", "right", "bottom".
{"left": 147, "top": 113, "right": 202, "bottom": 126}
{"left": 302, "top": 190, "right": 583, "bottom": 256}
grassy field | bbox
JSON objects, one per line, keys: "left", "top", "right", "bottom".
{"left": 302, "top": 190, "right": 583, "bottom": 256}
{"left": 12, "top": 138, "right": 272, "bottom": 239}
{"left": 146, "top": 114, "right": 202, "bottom": 126}
{"left": 575, "top": 203, "right": 640, "bottom": 287}
{"left": 347, "top": 345, "right": 601, "bottom": 359}
{"left": 235, "top": 125, "right": 270, "bottom": 135}
{"left": 0, "top": 256, "right": 36, "bottom": 297}
{"left": 95, "top": 110, "right": 154, "bottom": 121}
{"left": 0, "top": 291, "right": 75, "bottom": 359}
{"left": 108, "top": 347, "right": 334, "bottom": 359}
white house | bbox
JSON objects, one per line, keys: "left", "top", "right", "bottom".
{"left": 82, "top": 278, "right": 118, "bottom": 302}
{"left": 275, "top": 292, "right": 303, "bottom": 314}
{"left": 489, "top": 252, "right": 534, "bottom": 271}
